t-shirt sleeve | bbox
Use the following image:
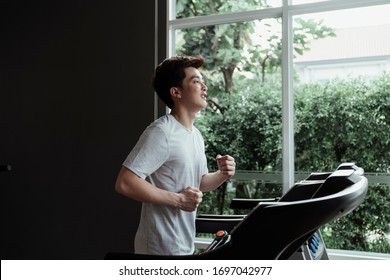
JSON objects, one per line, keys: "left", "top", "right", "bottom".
{"left": 122, "top": 125, "right": 169, "bottom": 179}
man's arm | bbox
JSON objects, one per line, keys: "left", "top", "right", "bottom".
{"left": 115, "top": 166, "right": 202, "bottom": 212}
{"left": 199, "top": 154, "right": 236, "bottom": 192}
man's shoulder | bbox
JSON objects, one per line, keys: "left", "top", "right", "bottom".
{"left": 142, "top": 115, "right": 174, "bottom": 137}
{"left": 148, "top": 114, "right": 172, "bottom": 129}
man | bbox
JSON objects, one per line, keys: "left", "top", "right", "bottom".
{"left": 115, "top": 55, "right": 236, "bottom": 255}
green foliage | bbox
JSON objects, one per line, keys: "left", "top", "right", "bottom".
{"left": 322, "top": 184, "right": 390, "bottom": 252}
{"left": 196, "top": 73, "right": 390, "bottom": 253}
{"left": 176, "top": 0, "right": 335, "bottom": 93}
{"left": 294, "top": 75, "right": 390, "bottom": 172}
{"left": 293, "top": 18, "right": 336, "bottom": 55}
{"left": 176, "top": 0, "right": 267, "bottom": 19}
{"left": 196, "top": 79, "right": 283, "bottom": 171}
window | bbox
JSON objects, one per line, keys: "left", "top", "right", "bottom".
{"left": 162, "top": 0, "right": 390, "bottom": 192}
{"left": 162, "top": 0, "right": 390, "bottom": 253}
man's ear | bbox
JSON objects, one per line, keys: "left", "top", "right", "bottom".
{"left": 170, "top": 87, "right": 181, "bottom": 98}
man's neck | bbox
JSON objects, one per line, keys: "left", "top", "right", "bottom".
{"left": 170, "top": 109, "right": 197, "bottom": 130}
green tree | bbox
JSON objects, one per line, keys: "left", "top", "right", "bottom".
{"left": 176, "top": 0, "right": 335, "bottom": 96}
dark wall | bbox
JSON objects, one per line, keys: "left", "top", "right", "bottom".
{"left": 0, "top": 0, "right": 156, "bottom": 259}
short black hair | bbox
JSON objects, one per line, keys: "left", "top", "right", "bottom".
{"left": 152, "top": 55, "right": 204, "bottom": 109}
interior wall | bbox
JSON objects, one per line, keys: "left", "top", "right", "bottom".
{"left": 0, "top": 0, "right": 156, "bottom": 259}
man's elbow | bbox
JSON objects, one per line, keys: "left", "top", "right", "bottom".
{"left": 114, "top": 172, "right": 127, "bottom": 195}
{"left": 114, "top": 180, "right": 122, "bottom": 194}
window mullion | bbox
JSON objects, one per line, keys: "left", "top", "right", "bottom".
{"left": 282, "top": 1, "right": 295, "bottom": 193}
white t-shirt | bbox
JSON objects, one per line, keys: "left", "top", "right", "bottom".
{"left": 123, "top": 114, "right": 208, "bottom": 255}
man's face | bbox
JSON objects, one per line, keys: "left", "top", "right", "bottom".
{"left": 177, "top": 67, "right": 208, "bottom": 112}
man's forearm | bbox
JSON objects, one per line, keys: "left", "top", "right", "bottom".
{"left": 199, "top": 171, "right": 230, "bottom": 192}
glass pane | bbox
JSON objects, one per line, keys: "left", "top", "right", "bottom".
{"left": 293, "top": 4, "right": 390, "bottom": 172}
{"left": 292, "top": 5, "right": 390, "bottom": 253}
{"left": 175, "top": 18, "right": 283, "bottom": 203}
{"left": 295, "top": 5, "right": 390, "bottom": 83}
{"left": 175, "top": 0, "right": 282, "bottom": 19}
